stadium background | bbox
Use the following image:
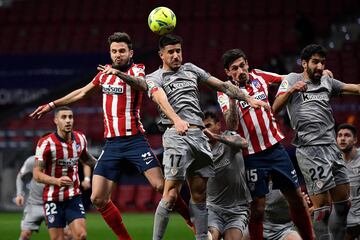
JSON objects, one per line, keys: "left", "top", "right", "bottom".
{"left": 0, "top": 0, "right": 359, "bottom": 238}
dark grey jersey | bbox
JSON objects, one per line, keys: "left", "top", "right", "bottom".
{"left": 276, "top": 73, "right": 344, "bottom": 146}
{"left": 264, "top": 186, "right": 291, "bottom": 224}
{"left": 345, "top": 149, "right": 360, "bottom": 221}
{"left": 16, "top": 156, "right": 44, "bottom": 205}
{"left": 207, "top": 131, "right": 251, "bottom": 212}
{"left": 146, "top": 63, "right": 210, "bottom": 128}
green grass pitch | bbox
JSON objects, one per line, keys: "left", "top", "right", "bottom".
{"left": 0, "top": 212, "right": 194, "bottom": 239}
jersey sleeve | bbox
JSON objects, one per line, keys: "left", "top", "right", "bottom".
{"left": 91, "top": 71, "right": 103, "bottom": 86}
{"left": 77, "top": 132, "right": 89, "bottom": 160}
{"left": 253, "top": 69, "right": 283, "bottom": 84}
{"left": 35, "top": 138, "right": 51, "bottom": 168}
{"left": 217, "top": 91, "right": 231, "bottom": 112}
{"left": 145, "top": 72, "right": 162, "bottom": 97}
{"left": 330, "top": 77, "right": 345, "bottom": 96}
{"left": 275, "top": 73, "right": 297, "bottom": 97}
{"left": 188, "top": 63, "right": 211, "bottom": 82}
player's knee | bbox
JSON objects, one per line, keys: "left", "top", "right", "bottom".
{"left": 20, "top": 230, "right": 32, "bottom": 239}
{"left": 191, "top": 191, "right": 207, "bottom": 203}
{"left": 73, "top": 230, "right": 87, "bottom": 240}
{"left": 151, "top": 181, "right": 164, "bottom": 193}
{"left": 90, "top": 194, "right": 108, "bottom": 208}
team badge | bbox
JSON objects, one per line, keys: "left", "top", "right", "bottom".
{"left": 218, "top": 95, "right": 227, "bottom": 107}
{"left": 48, "top": 215, "right": 55, "bottom": 223}
{"left": 315, "top": 180, "right": 324, "bottom": 189}
{"left": 170, "top": 167, "right": 178, "bottom": 176}
{"left": 252, "top": 79, "right": 261, "bottom": 89}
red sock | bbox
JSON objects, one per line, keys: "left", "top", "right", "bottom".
{"left": 248, "top": 213, "right": 263, "bottom": 240}
{"left": 98, "top": 201, "right": 131, "bottom": 240}
{"left": 289, "top": 204, "right": 315, "bottom": 240}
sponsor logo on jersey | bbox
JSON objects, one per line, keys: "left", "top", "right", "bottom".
{"left": 57, "top": 157, "right": 78, "bottom": 166}
{"left": 102, "top": 84, "right": 124, "bottom": 94}
{"left": 302, "top": 92, "right": 329, "bottom": 102}
{"left": 167, "top": 81, "right": 196, "bottom": 92}
{"left": 239, "top": 92, "right": 267, "bottom": 109}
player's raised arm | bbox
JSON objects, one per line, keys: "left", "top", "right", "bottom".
{"left": 340, "top": 83, "right": 360, "bottom": 95}
{"left": 29, "top": 81, "right": 98, "bottom": 119}
{"left": 150, "top": 87, "right": 189, "bottom": 135}
{"left": 206, "top": 76, "right": 270, "bottom": 110}
{"left": 203, "top": 128, "right": 248, "bottom": 149}
{"left": 97, "top": 64, "right": 147, "bottom": 91}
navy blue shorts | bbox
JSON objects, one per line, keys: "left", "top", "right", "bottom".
{"left": 44, "top": 195, "right": 85, "bottom": 229}
{"left": 244, "top": 143, "right": 299, "bottom": 198}
{"left": 93, "top": 133, "right": 160, "bottom": 182}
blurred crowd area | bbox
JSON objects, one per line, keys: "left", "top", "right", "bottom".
{"left": 0, "top": 0, "right": 359, "bottom": 210}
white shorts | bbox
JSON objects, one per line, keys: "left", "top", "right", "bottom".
{"left": 21, "top": 203, "right": 44, "bottom": 231}
{"left": 208, "top": 205, "right": 249, "bottom": 234}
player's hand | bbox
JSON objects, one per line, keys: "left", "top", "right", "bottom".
{"left": 15, "top": 195, "right": 25, "bottom": 207}
{"left": 97, "top": 64, "right": 120, "bottom": 75}
{"left": 173, "top": 118, "right": 189, "bottom": 135}
{"left": 322, "top": 69, "right": 333, "bottom": 78}
{"left": 248, "top": 97, "right": 270, "bottom": 111}
{"left": 290, "top": 81, "right": 307, "bottom": 93}
{"left": 203, "top": 128, "right": 215, "bottom": 141}
{"left": 81, "top": 178, "right": 91, "bottom": 190}
{"left": 29, "top": 103, "right": 53, "bottom": 119}
{"left": 57, "top": 176, "right": 73, "bottom": 187}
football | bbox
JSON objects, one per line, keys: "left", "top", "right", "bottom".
{"left": 148, "top": 6, "right": 176, "bottom": 35}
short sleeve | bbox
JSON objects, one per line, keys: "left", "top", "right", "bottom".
{"left": 276, "top": 73, "right": 297, "bottom": 97}
{"left": 91, "top": 72, "right": 103, "bottom": 86}
{"left": 253, "top": 69, "right": 283, "bottom": 84}
{"left": 35, "top": 138, "right": 50, "bottom": 166}
{"left": 330, "top": 78, "right": 345, "bottom": 96}
{"left": 146, "top": 73, "right": 162, "bottom": 97}
{"left": 217, "top": 91, "right": 231, "bottom": 112}
{"left": 188, "top": 63, "right": 211, "bottom": 82}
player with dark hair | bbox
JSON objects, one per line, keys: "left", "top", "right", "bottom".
{"left": 219, "top": 48, "right": 314, "bottom": 240}
{"left": 273, "top": 43, "right": 360, "bottom": 239}
{"left": 33, "top": 106, "right": 96, "bottom": 240}
{"left": 202, "top": 110, "right": 251, "bottom": 240}
{"left": 146, "top": 34, "right": 267, "bottom": 240}
{"left": 16, "top": 151, "right": 91, "bottom": 240}
{"left": 337, "top": 123, "right": 360, "bottom": 240}
{"left": 30, "top": 32, "right": 193, "bottom": 239}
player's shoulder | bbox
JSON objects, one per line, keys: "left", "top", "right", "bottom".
{"left": 38, "top": 133, "right": 54, "bottom": 145}
{"left": 146, "top": 68, "right": 162, "bottom": 79}
{"left": 133, "top": 63, "right": 145, "bottom": 70}
{"left": 73, "top": 130, "right": 87, "bottom": 139}
{"left": 252, "top": 68, "right": 281, "bottom": 77}
{"left": 284, "top": 72, "right": 302, "bottom": 82}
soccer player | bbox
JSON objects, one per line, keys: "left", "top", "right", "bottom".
{"left": 33, "top": 106, "right": 96, "bottom": 240}
{"left": 29, "top": 32, "right": 192, "bottom": 239}
{"left": 146, "top": 34, "right": 267, "bottom": 240}
{"left": 273, "top": 44, "right": 360, "bottom": 239}
{"left": 336, "top": 123, "right": 360, "bottom": 240}
{"left": 218, "top": 48, "right": 314, "bottom": 240}
{"left": 15, "top": 153, "right": 91, "bottom": 240}
{"left": 202, "top": 111, "right": 251, "bottom": 240}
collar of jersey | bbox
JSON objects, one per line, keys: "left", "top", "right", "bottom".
{"left": 55, "top": 131, "right": 75, "bottom": 143}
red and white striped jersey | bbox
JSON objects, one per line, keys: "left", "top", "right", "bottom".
{"left": 92, "top": 63, "right": 145, "bottom": 138}
{"left": 217, "top": 69, "right": 284, "bottom": 156}
{"left": 35, "top": 131, "right": 88, "bottom": 202}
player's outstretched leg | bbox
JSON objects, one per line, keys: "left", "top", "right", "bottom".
{"left": 91, "top": 175, "right": 131, "bottom": 240}
{"left": 282, "top": 188, "right": 315, "bottom": 240}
